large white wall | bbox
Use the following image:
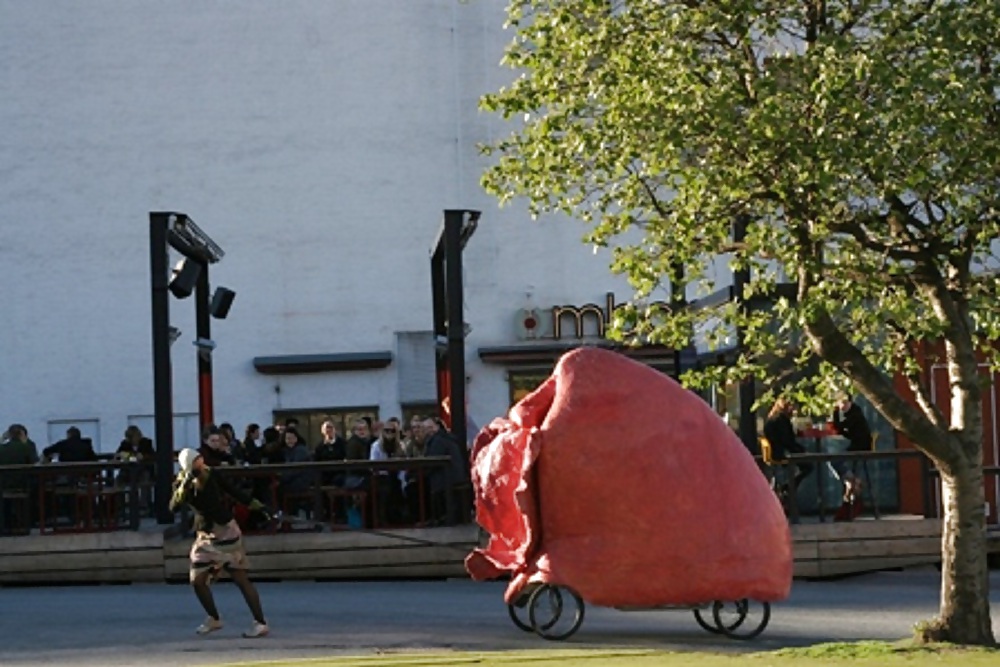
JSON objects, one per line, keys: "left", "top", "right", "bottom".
{"left": 0, "top": 1, "right": 631, "bottom": 451}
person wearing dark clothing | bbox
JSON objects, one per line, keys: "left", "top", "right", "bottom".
{"left": 43, "top": 427, "right": 97, "bottom": 463}
{"left": 831, "top": 396, "right": 874, "bottom": 515}
{"left": 0, "top": 424, "right": 39, "bottom": 530}
{"left": 345, "top": 417, "right": 371, "bottom": 460}
{"left": 314, "top": 420, "right": 347, "bottom": 485}
{"left": 833, "top": 397, "right": 873, "bottom": 453}
{"left": 115, "top": 426, "right": 157, "bottom": 502}
{"left": 423, "top": 419, "right": 468, "bottom": 525}
{"left": 259, "top": 427, "right": 283, "bottom": 464}
{"left": 242, "top": 423, "right": 262, "bottom": 465}
{"left": 117, "top": 426, "right": 155, "bottom": 461}
{"left": 340, "top": 417, "right": 372, "bottom": 492}
{"left": 277, "top": 428, "right": 314, "bottom": 515}
{"left": 198, "top": 424, "right": 236, "bottom": 468}
{"left": 0, "top": 424, "right": 39, "bottom": 474}
{"left": 762, "top": 398, "right": 813, "bottom": 495}
{"left": 170, "top": 448, "right": 269, "bottom": 638}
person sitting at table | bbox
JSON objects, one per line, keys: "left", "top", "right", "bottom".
{"left": 831, "top": 395, "right": 873, "bottom": 515}
{"left": 199, "top": 425, "right": 236, "bottom": 467}
{"left": 762, "top": 398, "right": 813, "bottom": 495}
{"left": 42, "top": 426, "right": 97, "bottom": 463}
{"left": 369, "top": 417, "right": 407, "bottom": 525}
{"left": 117, "top": 426, "right": 155, "bottom": 462}
{"left": 277, "top": 427, "right": 315, "bottom": 517}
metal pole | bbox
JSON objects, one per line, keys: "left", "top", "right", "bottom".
{"left": 443, "top": 210, "right": 467, "bottom": 448}
{"left": 431, "top": 241, "right": 449, "bottom": 420}
{"left": 670, "top": 261, "right": 687, "bottom": 380}
{"left": 195, "top": 263, "right": 213, "bottom": 430}
{"left": 149, "top": 212, "right": 176, "bottom": 524}
{"left": 733, "top": 215, "right": 757, "bottom": 454}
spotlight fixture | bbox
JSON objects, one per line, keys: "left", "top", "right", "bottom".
{"left": 210, "top": 287, "right": 236, "bottom": 320}
{"left": 168, "top": 258, "right": 201, "bottom": 299}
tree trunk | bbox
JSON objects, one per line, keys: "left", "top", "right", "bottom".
{"left": 917, "top": 454, "right": 996, "bottom": 645}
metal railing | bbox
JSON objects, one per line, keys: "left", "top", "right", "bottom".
{"left": 765, "top": 450, "right": 1000, "bottom": 525}
{"left": 0, "top": 456, "right": 459, "bottom": 536}
{"left": 768, "top": 449, "right": 926, "bottom": 523}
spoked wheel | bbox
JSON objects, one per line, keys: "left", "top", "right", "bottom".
{"left": 527, "top": 584, "right": 585, "bottom": 640}
{"left": 713, "top": 599, "right": 770, "bottom": 640}
{"left": 507, "top": 590, "right": 534, "bottom": 633}
{"left": 693, "top": 604, "right": 722, "bottom": 634}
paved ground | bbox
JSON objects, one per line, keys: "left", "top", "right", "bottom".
{"left": 0, "top": 568, "right": 998, "bottom": 667}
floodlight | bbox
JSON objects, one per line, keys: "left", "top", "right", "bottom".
{"left": 168, "top": 259, "right": 201, "bottom": 299}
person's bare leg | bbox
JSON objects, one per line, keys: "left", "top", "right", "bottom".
{"left": 230, "top": 568, "right": 266, "bottom": 624}
{"left": 192, "top": 569, "right": 220, "bottom": 620}
{"left": 843, "top": 473, "right": 858, "bottom": 503}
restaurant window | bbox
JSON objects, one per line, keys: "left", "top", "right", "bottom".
{"left": 507, "top": 369, "right": 553, "bottom": 406}
{"left": 273, "top": 407, "right": 379, "bottom": 451}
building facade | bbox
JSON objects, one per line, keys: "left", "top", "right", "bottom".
{"left": 0, "top": 1, "right": 686, "bottom": 452}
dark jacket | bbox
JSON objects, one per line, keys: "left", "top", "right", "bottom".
{"left": 833, "top": 403, "right": 873, "bottom": 452}
{"left": 242, "top": 437, "right": 263, "bottom": 465}
{"left": 117, "top": 437, "right": 154, "bottom": 460}
{"left": 762, "top": 413, "right": 804, "bottom": 460}
{"left": 425, "top": 430, "right": 467, "bottom": 493}
{"left": 345, "top": 435, "right": 369, "bottom": 461}
{"left": 314, "top": 437, "right": 347, "bottom": 485}
{"left": 198, "top": 443, "right": 235, "bottom": 467}
{"left": 280, "top": 442, "right": 314, "bottom": 493}
{"left": 43, "top": 436, "right": 98, "bottom": 463}
{"left": 314, "top": 437, "right": 346, "bottom": 462}
{"left": 0, "top": 439, "right": 40, "bottom": 489}
{"left": 169, "top": 467, "right": 252, "bottom": 532}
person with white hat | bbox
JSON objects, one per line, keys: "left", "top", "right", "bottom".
{"left": 170, "top": 438, "right": 270, "bottom": 638}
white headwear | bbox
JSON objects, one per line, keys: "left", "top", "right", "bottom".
{"left": 178, "top": 448, "right": 202, "bottom": 473}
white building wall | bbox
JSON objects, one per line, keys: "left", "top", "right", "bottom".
{"left": 0, "top": 1, "right": 634, "bottom": 452}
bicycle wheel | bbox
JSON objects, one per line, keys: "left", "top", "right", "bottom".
{"left": 711, "top": 599, "right": 748, "bottom": 633}
{"left": 715, "top": 599, "right": 770, "bottom": 640}
{"left": 693, "top": 604, "right": 722, "bottom": 634}
{"left": 507, "top": 592, "right": 534, "bottom": 633}
{"left": 528, "top": 585, "right": 585, "bottom": 640}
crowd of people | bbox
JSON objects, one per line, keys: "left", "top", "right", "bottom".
{"left": 186, "top": 414, "right": 469, "bottom": 528}
{"left": 1, "top": 413, "right": 471, "bottom": 533}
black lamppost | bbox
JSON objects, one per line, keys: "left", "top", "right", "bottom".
{"left": 732, "top": 214, "right": 758, "bottom": 454}
{"left": 148, "top": 212, "right": 231, "bottom": 523}
{"left": 430, "top": 209, "right": 479, "bottom": 447}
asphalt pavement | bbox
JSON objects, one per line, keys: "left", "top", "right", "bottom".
{"left": 0, "top": 567, "right": 998, "bottom": 667}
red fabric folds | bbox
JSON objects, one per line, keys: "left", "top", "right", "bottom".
{"left": 465, "top": 347, "right": 792, "bottom": 607}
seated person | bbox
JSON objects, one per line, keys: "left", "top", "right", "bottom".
{"left": 42, "top": 426, "right": 97, "bottom": 463}
{"left": 314, "top": 420, "right": 347, "bottom": 486}
{"left": 1, "top": 424, "right": 39, "bottom": 487}
{"left": 277, "top": 428, "right": 315, "bottom": 516}
{"left": 762, "top": 398, "right": 813, "bottom": 493}
{"left": 341, "top": 418, "right": 372, "bottom": 490}
{"left": 369, "top": 417, "right": 407, "bottom": 525}
{"left": 117, "top": 426, "right": 155, "bottom": 461}
{"left": 198, "top": 424, "right": 236, "bottom": 467}
{"left": 115, "top": 426, "right": 156, "bottom": 492}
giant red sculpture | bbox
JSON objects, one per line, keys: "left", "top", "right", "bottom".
{"left": 466, "top": 347, "right": 792, "bottom": 607}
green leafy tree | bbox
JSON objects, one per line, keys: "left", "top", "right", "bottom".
{"left": 481, "top": 0, "right": 999, "bottom": 645}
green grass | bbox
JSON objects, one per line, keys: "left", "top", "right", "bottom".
{"left": 212, "top": 642, "right": 998, "bottom": 667}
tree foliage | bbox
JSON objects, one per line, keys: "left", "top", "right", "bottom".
{"left": 482, "top": 0, "right": 1000, "bottom": 425}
